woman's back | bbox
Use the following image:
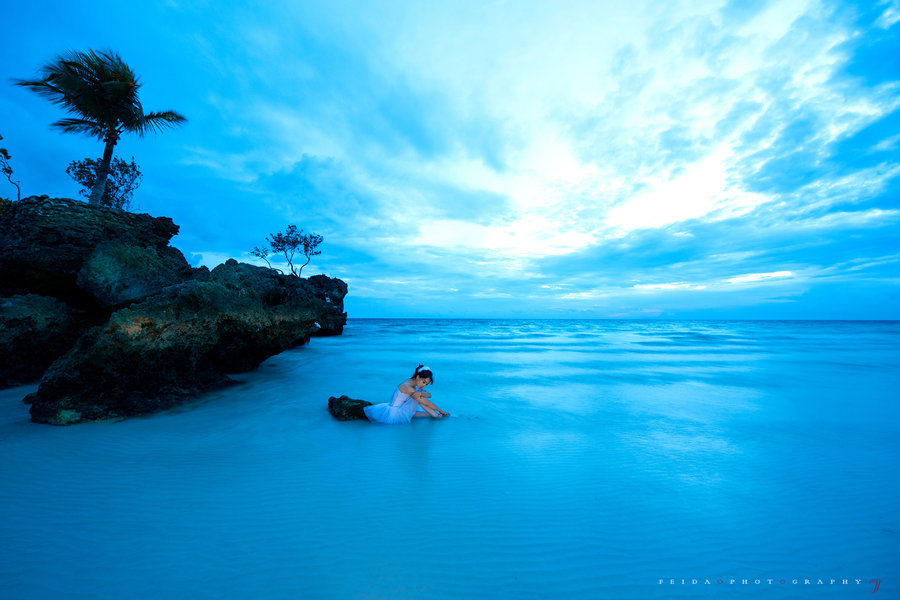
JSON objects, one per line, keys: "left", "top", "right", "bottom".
{"left": 390, "top": 384, "right": 416, "bottom": 406}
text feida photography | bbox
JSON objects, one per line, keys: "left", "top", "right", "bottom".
{"left": 659, "top": 577, "right": 884, "bottom": 594}
{"left": 1, "top": 0, "right": 898, "bottom": 598}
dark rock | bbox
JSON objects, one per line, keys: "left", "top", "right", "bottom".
{"left": 27, "top": 264, "right": 347, "bottom": 425}
{"left": 0, "top": 294, "right": 89, "bottom": 386}
{"left": 0, "top": 195, "right": 349, "bottom": 424}
{"left": 76, "top": 241, "right": 192, "bottom": 309}
{"left": 307, "top": 274, "right": 348, "bottom": 335}
{"left": 0, "top": 196, "right": 181, "bottom": 308}
{"left": 328, "top": 395, "right": 372, "bottom": 421}
{"left": 208, "top": 260, "right": 347, "bottom": 336}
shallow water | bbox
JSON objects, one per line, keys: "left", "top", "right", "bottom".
{"left": 2, "top": 319, "right": 898, "bottom": 599}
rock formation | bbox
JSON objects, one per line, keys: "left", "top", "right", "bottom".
{"left": 327, "top": 395, "right": 372, "bottom": 421}
{"left": 0, "top": 196, "right": 347, "bottom": 424}
{"left": 0, "top": 294, "right": 88, "bottom": 387}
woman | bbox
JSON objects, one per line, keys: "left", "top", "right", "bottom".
{"left": 364, "top": 365, "right": 450, "bottom": 424}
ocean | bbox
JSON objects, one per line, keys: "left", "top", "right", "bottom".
{"left": 1, "top": 319, "right": 898, "bottom": 599}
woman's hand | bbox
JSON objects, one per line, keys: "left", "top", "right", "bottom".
{"left": 417, "top": 395, "right": 448, "bottom": 417}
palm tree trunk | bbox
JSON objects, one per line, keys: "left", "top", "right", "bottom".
{"left": 88, "top": 129, "right": 118, "bottom": 205}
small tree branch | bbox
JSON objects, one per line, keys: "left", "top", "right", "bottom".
{"left": 298, "top": 255, "right": 312, "bottom": 276}
{"left": 257, "top": 225, "right": 323, "bottom": 278}
{"left": 0, "top": 138, "right": 22, "bottom": 201}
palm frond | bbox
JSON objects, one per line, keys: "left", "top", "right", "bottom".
{"left": 51, "top": 118, "right": 107, "bottom": 139}
{"left": 17, "top": 48, "right": 186, "bottom": 142}
{"left": 132, "top": 110, "right": 189, "bottom": 135}
{"left": 11, "top": 78, "right": 70, "bottom": 105}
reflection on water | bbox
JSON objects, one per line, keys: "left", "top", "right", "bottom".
{"left": 1, "top": 319, "right": 898, "bottom": 599}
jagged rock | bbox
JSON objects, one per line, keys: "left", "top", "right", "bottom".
{"left": 307, "top": 275, "right": 349, "bottom": 335}
{"left": 0, "top": 196, "right": 181, "bottom": 307}
{"left": 27, "top": 263, "right": 346, "bottom": 425}
{"left": 328, "top": 395, "right": 372, "bottom": 421}
{"left": 0, "top": 294, "right": 89, "bottom": 386}
{"left": 76, "top": 240, "right": 193, "bottom": 309}
{"left": 0, "top": 196, "right": 349, "bottom": 424}
{"left": 207, "top": 260, "right": 347, "bottom": 336}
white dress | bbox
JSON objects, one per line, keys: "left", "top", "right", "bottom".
{"left": 364, "top": 384, "right": 427, "bottom": 424}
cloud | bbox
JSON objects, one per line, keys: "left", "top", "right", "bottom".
{"left": 3, "top": 0, "right": 898, "bottom": 318}
{"left": 634, "top": 282, "right": 709, "bottom": 291}
{"left": 728, "top": 271, "right": 795, "bottom": 284}
{"left": 605, "top": 146, "right": 770, "bottom": 232}
{"left": 167, "top": 0, "right": 898, "bottom": 252}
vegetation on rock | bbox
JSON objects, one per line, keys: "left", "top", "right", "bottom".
{"left": 252, "top": 224, "right": 323, "bottom": 276}
{"left": 0, "top": 133, "right": 21, "bottom": 202}
{"left": 67, "top": 156, "right": 142, "bottom": 210}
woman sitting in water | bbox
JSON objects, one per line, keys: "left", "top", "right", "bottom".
{"left": 364, "top": 365, "right": 450, "bottom": 424}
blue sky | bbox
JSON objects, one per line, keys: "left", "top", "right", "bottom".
{"left": 1, "top": 0, "right": 898, "bottom": 318}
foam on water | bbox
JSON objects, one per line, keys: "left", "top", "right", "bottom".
{"left": 1, "top": 320, "right": 898, "bottom": 599}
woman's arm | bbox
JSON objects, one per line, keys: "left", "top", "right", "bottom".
{"left": 402, "top": 384, "right": 433, "bottom": 404}
{"left": 400, "top": 383, "right": 448, "bottom": 417}
{"left": 415, "top": 395, "right": 449, "bottom": 417}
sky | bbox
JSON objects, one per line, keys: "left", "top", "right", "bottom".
{"left": 1, "top": 0, "right": 898, "bottom": 319}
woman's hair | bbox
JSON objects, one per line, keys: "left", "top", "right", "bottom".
{"left": 412, "top": 364, "right": 434, "bottom": 382}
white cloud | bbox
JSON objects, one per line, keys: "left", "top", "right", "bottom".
{"left": 158, "top": 0, "right": 900, "bottom": 316}
{"left": 793, "top": 208, "right": 900, "bottom": 230}
{"left": 876, "top": 1, "right": 900, "bottom": 28}
{"left": 840, "top": 254, "right": 900, "bottom": 273}
{"left": 177, "top": 0, "right": 898, "bottom": 264}
{"left": 633, "top": 282, "right": 708, "bottom": 291}
{"left": 415, "top": 216, "right": 595, "bottom": 258}
{"left": 605, "top": 146, "right": 769, "bottom": 233}
{"left": 728, "top": 271, "right": 794, "bottom": 284}
{"left": 736, "top": 0, "right": 811, "bottom": 41}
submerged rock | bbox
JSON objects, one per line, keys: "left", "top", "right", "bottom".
{"left": 0, "top": 196, "right": 348, "bottom": 424}
{"left": 328, "top": 395, "right": 372, "bottom": 421}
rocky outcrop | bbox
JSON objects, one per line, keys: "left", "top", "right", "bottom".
{"left": 306, "top": 274, "right": 349, "bottom": 336}
{"left": 328, "top": 395, "right": 372, "bottom": 421}
{"left": 1, "top": 196, "right": 348, "bottom": 425}
{"left": 77, "top": 241, "right": 192, "bottom": 309}
{"left": 0, "top": 294, "right": 88, "bottom": 387}
{"left": 0, "top": 195, "right": 186, "bottom": 307}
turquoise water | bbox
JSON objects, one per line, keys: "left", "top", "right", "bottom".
{"left": 1, "top": 319, "right": 898, "bottom": 599}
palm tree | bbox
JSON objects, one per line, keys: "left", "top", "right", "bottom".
{"left": 14, "top": 49, "right": 186, "bottom": 205}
